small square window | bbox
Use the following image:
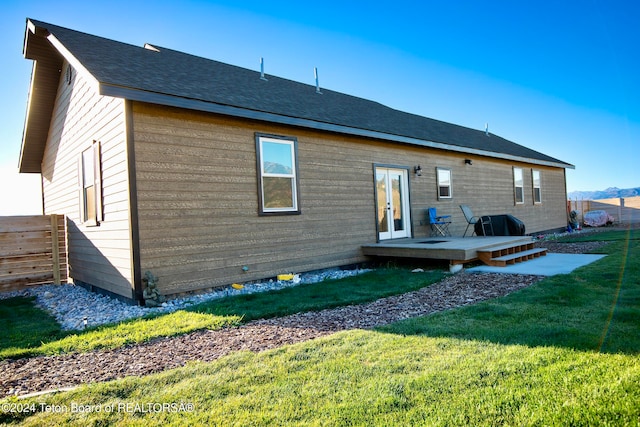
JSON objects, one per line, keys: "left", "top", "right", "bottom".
{"left": 256, "top": 134, "right": 301, "bottom": 215}
{"left": 436, "top": 168, "right": 452, "bottom": 199}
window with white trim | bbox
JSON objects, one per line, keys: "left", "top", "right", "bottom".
{"left": 532, "top": 170, "right": 542, "bottom": 204}
{"left": 513, "top": 167, "right": 524, "bottom": 205}
{"left": 436, "top": 167, "right": 452, "bottom": 199}
{"left": 79, "top": 141, "right": 103, "bottom": 225}
{"left": 256, "top": 134, "right": 301, "bottom": 215}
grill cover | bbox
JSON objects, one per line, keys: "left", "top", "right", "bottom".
{"left": 475, "top": 214, "right": 526, "bottom": 236}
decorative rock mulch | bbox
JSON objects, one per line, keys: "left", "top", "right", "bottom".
{"left": 535, "top": 240, "right": 609, "bottom": 254}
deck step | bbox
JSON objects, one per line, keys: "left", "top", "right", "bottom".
{"left": 477, "top": 243, "right": 547, "bottom": 267}
{"left": 488, "top": 248, "right": 548, "bottom": 267}
{"left": 480, "top": 242, "right": 535, "bottom": 253}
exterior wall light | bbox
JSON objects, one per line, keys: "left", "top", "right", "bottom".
{"left": 465, "top": 159, "right": 473, "bottom": 165}
{"left": 414, "top": 165, "right": 422, "bottom": 176}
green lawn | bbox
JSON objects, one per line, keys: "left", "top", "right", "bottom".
{"left": 186, "top": 268, "right": 446, "bottom": 321}
{"left": 0, "top": 268, "right": 445, "bottom": 359}
{"left": 0, "top": 310, "right": 241, "bottom": 360}
{"left": 2, "top": 229, "right": 638, "bottom": 426}
{"left": 384, "top": 229, "right": 640, "bottom": 354}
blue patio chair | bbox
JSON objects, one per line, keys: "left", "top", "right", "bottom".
{"left": 428, "top": 207, "right": 452, "bottom": 237}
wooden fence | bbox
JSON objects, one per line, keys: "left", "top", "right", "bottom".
{"left": 568, "top": 196, "right": 640, "bottom": 225}
{"left": 0, "top": 215, "right": 67, "bottom": 293}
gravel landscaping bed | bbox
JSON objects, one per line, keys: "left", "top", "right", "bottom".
{"left": 535, "top": 240, "right": 609, "bottom": 254}
{"left": 0, "top": 268, "right": 372, "bottom": 330}
{"left": 0, "top": 239, "right": 609, "bottom": 397}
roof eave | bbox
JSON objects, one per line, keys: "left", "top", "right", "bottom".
{"left": 20, "top": 19, "right": 100, "bottom": 174}
{"left": 101, "top": 83, "right": 575, "bottom": 170}
{"left": 19, "top": 63, "right": 43, "bottom": 173}
{"left": 19, "top": 19, "right": 59, "bottom": 174}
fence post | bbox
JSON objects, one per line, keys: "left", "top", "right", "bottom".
{"left": 618, "top": 198, "right": 623, "bottom": 224}
{"left": 51, "top": 214, "right": 61, "bottom": 285}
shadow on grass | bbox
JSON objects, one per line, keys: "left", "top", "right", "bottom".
{"left": 0, "top": 302, "right": 238, "bottom": 360}
{"left": 378, "top": 233, "right": 640, "bottom": 355}
{"left": 0, "top": 296, "right": 68, "bottom": 352}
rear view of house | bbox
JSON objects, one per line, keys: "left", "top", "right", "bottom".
{"left": 19, "top": 19, "right": 574, "bottom": 303}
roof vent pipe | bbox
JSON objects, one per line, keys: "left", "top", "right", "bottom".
{"left": 485, "top": 123, "right": 489, "bottom": 136}
{"left": 314, "top": 67, "right": 322, "bottom": 94}
{"left": 260, "top": 57, "right": 268, "bottom": 81}
{"left": 143, "top": 43, "right": 160, "bottom": 52}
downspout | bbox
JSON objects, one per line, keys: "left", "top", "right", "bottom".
{"left": 564, "top": 168, "right": 571, "bottom": 228}
{"left": 124, "top": 100, "right": 143, "bottom": 304}
{"left": 40, "top": 173, "right": 45, "bottom": 214}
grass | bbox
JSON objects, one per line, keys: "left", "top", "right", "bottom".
{"left": 2, "top": 229, "right": 638, "bottom": 425}
{"left": 0, "top": 308, "right": 240, "bottom": 360}
{"left": 560, "top": 226, "right": 640, "bottom": 243}
{"left": 186, "top": 267, "right": 447, "bottom": 321}
{"left": 382, "top": 228, "right": 640, "bottom": 354}
{"left": 0, "top": 296, "right": 62, "bottom": 352}
{"left": 0, "top": 267, "right": 445, "bottom": 359}
{"left": 4, "top": 333, "right": 640, "bottom": 426}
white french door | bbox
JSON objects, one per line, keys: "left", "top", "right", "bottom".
{"left": 375, "top": 167, "right": 411, "bottom": 240}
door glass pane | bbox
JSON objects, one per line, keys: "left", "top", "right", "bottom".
{"left": 376, "top": 173, "right": 388, "bottom": 233}
{"left": 391, "top": 173, "right": 404, "bottom": 232}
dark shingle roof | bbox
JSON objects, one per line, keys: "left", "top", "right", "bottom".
{"left": 25, "top": 19, "right": 573, "bottom": 168}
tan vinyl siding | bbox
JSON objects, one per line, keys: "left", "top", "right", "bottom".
{"left": 413, "top": 155, "right": 568, "bottom": 236}
{"left": 41, "top": 61, "right": 133, "bottom": 299}
{"left": 132, "top": 103, "right": 568, "bottom": 295}
{"left": 132, "top": 103, "right": 374, "bottom": 295}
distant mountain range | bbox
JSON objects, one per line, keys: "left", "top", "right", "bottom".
{"left": 568, "top": 187, "right": 640, "bottom": 200}
{"left": 264, "top": 161, "right": 292, "bottom": 174}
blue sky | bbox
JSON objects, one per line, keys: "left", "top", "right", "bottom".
{"left": 1, "top": 0, "right": 638, "bottom": 214}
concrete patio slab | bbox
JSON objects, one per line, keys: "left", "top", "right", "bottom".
{"left": 467, "top": 253, "right": 606, "bottom": 276}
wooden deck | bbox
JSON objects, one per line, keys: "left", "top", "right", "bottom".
{"left": 361, "top": 236, "right": 535, "bottom": 265}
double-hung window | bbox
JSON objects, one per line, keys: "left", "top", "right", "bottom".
{"left": 436, "top": 167, "right": 452, "bottom": 199}
{"left": 532, "top": 170, "right": 542, "bottom": 204}
{"left": 256, "top": 134, "right": 301, "bottom": 215}
{"left": 79, "top": 141, "right": 103, "bottom": 225}
{"left": 513, "top": 167, "right": 524, "bottom": 205}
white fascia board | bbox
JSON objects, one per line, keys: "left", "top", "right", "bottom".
{"left": 23, "top": 19, "right": 36, "bottom": 57}
{"left": 46, "top": 33, "right": 100, "bottom": 93}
